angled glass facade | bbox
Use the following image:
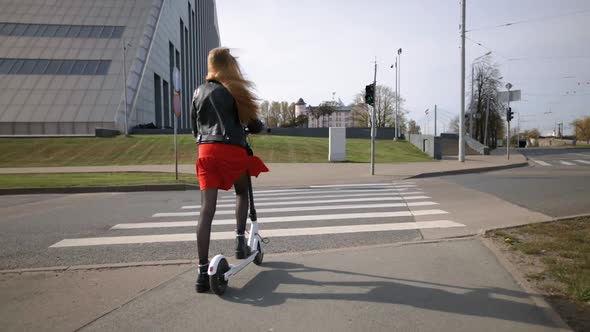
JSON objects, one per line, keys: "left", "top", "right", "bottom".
{"left": 0, "top": 0, "right": 220, "bottom": 135}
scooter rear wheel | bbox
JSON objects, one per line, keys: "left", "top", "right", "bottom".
{"left": 210, "top": 257, "right": 229, "bottom": 295}
{"left": 254, "top": 242, "right": 264, "bottom": 266}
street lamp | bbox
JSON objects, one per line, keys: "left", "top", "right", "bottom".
{"left": 470, "top": 51, "right": 491, "bottom": 136}
{"left": 390, "top": 57, "right": 398, "bottom": 140}
{"left": 122, "top": 40, "right": 132, "bottom": 136}
{"left": 397, "top": 48, "right": 402, "bottom": 139}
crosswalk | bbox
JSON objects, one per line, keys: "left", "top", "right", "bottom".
{"left": 530, "top": 159, "right": 590, "bottom": 167}
{"left": 49, "top": 182, "right": 465, "bottom": 249}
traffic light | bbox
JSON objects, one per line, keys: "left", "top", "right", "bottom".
{"left": 365, "top": 84, "right": 375, "bottom": 106}
{"left": 506, "top": 107, "right": 514, "bottom": 122}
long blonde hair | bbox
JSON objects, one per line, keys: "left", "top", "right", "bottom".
{"left": 205, "top": 47, "right": 258, "bottom": 124}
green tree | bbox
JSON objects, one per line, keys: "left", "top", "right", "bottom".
{"left": 572, "top": 116, "right": 590, "bottom": 143}
{"left": 308, "top": 102, "right": 336, "bottom": 127}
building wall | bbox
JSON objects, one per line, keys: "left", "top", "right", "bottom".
{"left": 0, "top": 0, "right": 219, "bottom": 135}
{"left": 132, "top": 0, "right": 219, "bottom": 131}
{"left": 0, "top": 0, "right": 154, "bottom": 135}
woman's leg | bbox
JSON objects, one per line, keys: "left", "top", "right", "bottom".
{"left": 197, "top": 188, "right": 218, "bottom": 264}
{"left": 234, "top": 173, "right": 249, "bottom": 258}
{"left": 234, "top": 173, "right": 249, "bottom": 235}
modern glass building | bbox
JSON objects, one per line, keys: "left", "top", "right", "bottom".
{"left": 0, "top": 0, "right": 220, "bottom": 135}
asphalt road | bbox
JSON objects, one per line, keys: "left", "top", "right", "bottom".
{"left": 444, "top": 148, "right": 590, "bottom": 218}
{"left": 1, "top": 182, "right": 444, "bottom": 270}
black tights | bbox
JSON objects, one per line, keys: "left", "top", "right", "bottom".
{"left": 197, "top": 173, "right": 249, "bottom": 265}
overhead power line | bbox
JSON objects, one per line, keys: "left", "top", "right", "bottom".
{"left": 465, "top": 37, "right": 511, "bottom": 59}
{"left": 466, "top": 9, "right": 590, "bottom": 33}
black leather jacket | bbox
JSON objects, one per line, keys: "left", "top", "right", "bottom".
{"left": 191, "top": 80, "right": 262, "bottom": 149}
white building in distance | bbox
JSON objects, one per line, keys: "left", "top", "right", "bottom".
{"left": 295, "top": 97, "right": 354, "bottom": 128}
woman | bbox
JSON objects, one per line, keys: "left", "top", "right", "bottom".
{"left": 191, "top": 47, "right": 268, "bottom": 293}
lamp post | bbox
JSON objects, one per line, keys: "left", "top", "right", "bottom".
{"left": 506, "top": 82, "right": 512, "bottom": 160}
{"left": 396, "top": 48, "right": 402, "bottom": 139}
{"left": 122, "top": 40, "right": 132, "bottom": 136}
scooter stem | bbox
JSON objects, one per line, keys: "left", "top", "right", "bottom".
{"left": 247, "top": 171, "right": 257, "bottom": 221}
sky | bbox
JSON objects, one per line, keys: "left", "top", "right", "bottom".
{"left": 215, "top": 0, "right": 590, "bottom": 135}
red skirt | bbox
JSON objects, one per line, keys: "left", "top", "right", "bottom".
{"left": 196, "top": 143, "right": 269, "bottom": 190}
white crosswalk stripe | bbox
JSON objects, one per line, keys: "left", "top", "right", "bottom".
{"left": 531, "top": 159, "right": 551, "bottom": 166}
{"left": 153, "top": 201, "right": 439, "bottom": 218}
{"left": 49, "top": 183, "right": 464, "bottom": 249}
{"left": 51, "top": 221, "right": 463, "bottom": 248}
{"left": 111, "top": 210, "right": 449, "bottom": 229}
{"left": 241, "top": 187, "right": 418, "bottom": 198}
{"left": 529, "top": 159, "right": 590, "bottom": 167}
{"left": 182, "top": 195, "right": 431, "bottom": 209}
{"left": 216, "top": 191, "right": 425, "bottom": 203}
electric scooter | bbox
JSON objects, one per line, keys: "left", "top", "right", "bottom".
{"left": 208, "top": 171, "right": 265, "bottom": 296}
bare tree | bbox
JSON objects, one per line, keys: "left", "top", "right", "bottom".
{"left": 408, "top": 119, "right": 421, "bottom": 134}
{"left": 352, "top": 85, "right": 406, "bottom": 128}
{"left": 351, "top": 103, "right": 370, "bottom": 127}
{"left": 266, "top": 101, "right": 282, "bottom": 128}
{"left": 259, "top": 100, "right": 271, "bottom": 126}
{"left": 449, "top": 115, "right": 460, "bottom": 133}
{"left": 468, "top": 58, "right": 504, "bottom": 146}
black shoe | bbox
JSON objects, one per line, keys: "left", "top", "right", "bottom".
{"left": 196, "top": 263, "right": 210, "bottom": 293}
{"left": 235, "top": 234, "right": 250, "bottom": 259}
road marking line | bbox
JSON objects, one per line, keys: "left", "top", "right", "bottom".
{"left": 113, "top": 209, "right": 450, "bottom": 229}
{"left": 573, "top": 153, "right": 590, "bottom": 158}
{"left": 559, "top": 160, "right": 575, "bottom": 166}
{"left": 530, "top": 159, "right": 551, "bottom": 166}
{"left": 574, "top": 160, "right": 590, "bottom": 165}
{"left": 182, "top": 195, "right": 431, "bottom": 209}
{"left": 216, "top": 191, "right": 425, "bottom": 203}
{"left": 54, "top": 220, "right": 464, "bottom": 247}
{"left": 309, "top": 183, "right": 413, "bottom": 188}
{"left": 153, "top": 201, "right": 439, "bottom": 218}
{"left": 227, "top": 187, "right": 418, "bottom": 199}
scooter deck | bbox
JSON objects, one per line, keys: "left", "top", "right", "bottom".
{"left": 224, "top": 250, "right": 260, "bottom": 280}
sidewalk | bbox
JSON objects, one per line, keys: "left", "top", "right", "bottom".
{"left": 0, "top": 238, "right": 569, "bottom": 332}
{"left": 0, "top": 154, "right": 527, "bottom": 187}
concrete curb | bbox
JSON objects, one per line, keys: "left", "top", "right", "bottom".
{"left": 407, "top": 161, "right": 529, "bottom": 179}
{"left": 480, "top": 237, "right": 573, "bottom": 331}
{"left": 477, "top": 213, "right": 590, "bottom": 236}
{"left": 0, "top": 237, "right": 479, "bottom": 274}
{"left": 0, "top": 183, "right": 200, "bottom": 196}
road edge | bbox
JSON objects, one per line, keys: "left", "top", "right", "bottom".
{"left": 479, "top": 236, "right": 573, "bottom": 331}
{"left": 407, "top": 161, "right": 529, "bottom": 179}
{"left": 0, "top": 183, "right": 200, "bottom": 195}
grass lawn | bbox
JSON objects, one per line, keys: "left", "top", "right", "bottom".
{"left": 574, "top": 144, "right": 590, "bottom": 149}
{"left": 0, "top": 172, "right": 197, "bottom": 189}
{"left": 0, "top": 135, "right": 432, "bottom": 167}
{"left": 490, "top": 217, "right": 590, "bottom": 331}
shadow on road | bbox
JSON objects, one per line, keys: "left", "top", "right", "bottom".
{"left": 222, "top": 261, "right": 557, "bottom": 328}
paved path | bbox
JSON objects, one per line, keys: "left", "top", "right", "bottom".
{"left": 0, "top": 154, "right": 527, "bottom": 187}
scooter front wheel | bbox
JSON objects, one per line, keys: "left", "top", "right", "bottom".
{"left": 254, "top": 242, "right": 264, "bottom": 266}
{"left": 210, "top": 257, "right": 229, "bottom": 295}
